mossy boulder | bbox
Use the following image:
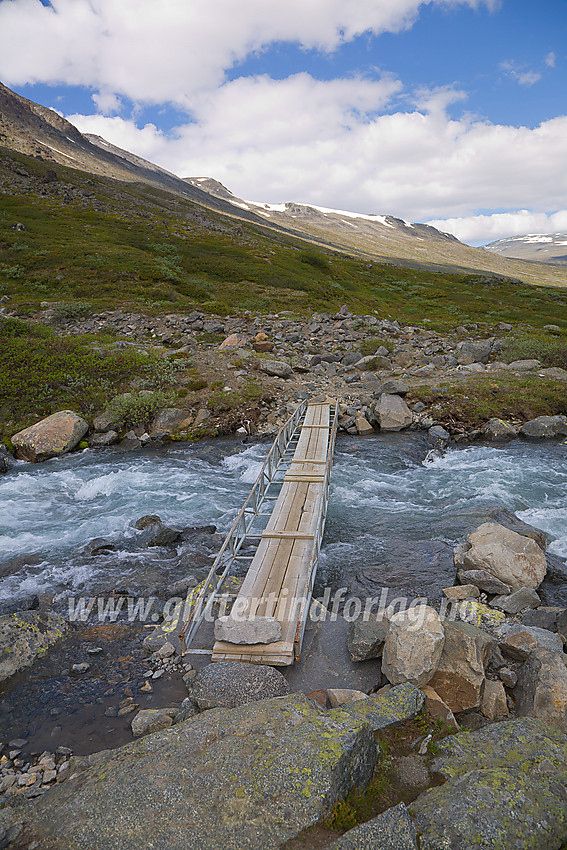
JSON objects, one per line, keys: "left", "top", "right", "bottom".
{"left": 11, "top": 410, "right": 88, "bottom": 462}
{"left": 328, "top": 683, "right": 425, "bottom": 732}
{"left": 0, "top": 610, "right": 70, "bottom": 683}
{"left": 411, "top": 718, "right": 567, "bottom": 849}
{"left": 12, "top": 694, "right": 377, "bottom": 849}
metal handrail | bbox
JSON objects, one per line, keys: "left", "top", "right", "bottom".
{"left": 177, "top": 400, "right": 308, "bottom": 651}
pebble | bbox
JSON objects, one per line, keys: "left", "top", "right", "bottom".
{"left": 140, "top": 681, "right": 153, "bottom": 693}
{"left": 72, "top": 662, "right": 90, "bottom": 674}
{"left": 86, "top": 646, "right": 104, "bottom": 655}
{"left": 117, "top": 703, "right": 139, "bottom": 717}
{"left": 152, "top": 669, "right": 165, "bottom": 679}
{"left": 9, "top": 738, "right": 27, "bottom": 748}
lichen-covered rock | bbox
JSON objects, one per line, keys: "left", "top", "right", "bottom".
{"left": 330, "top": 683, "right": 425, "bottom": 732}
{"left": 327, "top": 802, "right": 418, "bottom": 849}
{"left": 13, "top": 694, "right": 377, "bottom": 849}
{"left": 462, "top": 522, "right": 547, "bottom": 591}
{"left": 412, "top": 768, "right": 567, "bottom": 849}
{"left": 520, "top": 415, "right": 567, "bottom": 439}
{"left": 11, "top": 410, "right": 88, "bottom": 462}
{"left": 189, "top": 661, "right": 289, "bottom": 710}
{"left": 375, "top": 393, "right": 413, "bottom": 431}
{"left": 483, "top": 418, "right": 517, "bottom": 440}
{"left": 0, "top": 611, "right": 70, "bottom": 683}
{"left": 428, "top": 621, "right": 495, "bottom": 713}
{"left": 514, "top": 649, "right": 567, "bottom": 723}
{"left": 382, "top": 606, "right": 444, "bottom": 687}
{"left": 347, "top": 614, "right": 388, "bottom": 661}
{"left": 413, "top": 718, "right": 567, "bottom": 848}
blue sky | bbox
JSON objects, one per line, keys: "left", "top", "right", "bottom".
{"left": 0, "top": 0, "right": 566, "bottom": 244}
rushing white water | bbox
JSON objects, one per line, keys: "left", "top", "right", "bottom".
{"left": 0, "top": 434, "right": 566, "bottom": 607}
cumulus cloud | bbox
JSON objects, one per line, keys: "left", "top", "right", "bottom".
{"left": 0, "top": 0, "right": 496, "bottom": 105}
{"left": 68, "top": 73, "right": 567, "bottom": 241}
{"left": 427, "top": 210, "right": 567, "bottom": 245}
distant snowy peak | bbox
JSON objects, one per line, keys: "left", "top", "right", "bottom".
{"left": 485, "top": 232, "right": 567, "bottom": 264}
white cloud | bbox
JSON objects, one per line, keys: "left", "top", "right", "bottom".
{"left": 68, "top": 74, "right": 567, "bottom": 244}
{"left": 92, "top": 91, "right": 122, "bottom": 115}
{"left": 0, "top": 0, "right": 496, "bottom": 105}
{"left": 500, "top": 60, "right": 541, "bottom": 87}
{"left": 427, "top": 210, "right": 567, "bottom": 245}
{"left": 545, "top": 51, "right": 556, "bottom": 68}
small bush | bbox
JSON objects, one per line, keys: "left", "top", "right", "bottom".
{"left": 298, "top": 250, "right": 330, "bottom": 272}
{"left": 52, "top": 302, "right": 93, "bottom": 322}
{"left": 108, "top": 392, "right": 169, "bottom": 429}
{"left": 501, "top": 333, "right": 567, "bottom": 370}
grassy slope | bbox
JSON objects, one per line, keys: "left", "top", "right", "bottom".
{"left": 1, "top": 150, "right": 567, "bottom": 330}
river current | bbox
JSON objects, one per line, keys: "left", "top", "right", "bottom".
{"left": 1, "top": 433, "right": 566, "bottom": 611}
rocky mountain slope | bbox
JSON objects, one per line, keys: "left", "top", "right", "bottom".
{"left": 1, "top": 80, "right": 566, "bottom": 288}
{"left": 485, "top": 232, "right": 567, "bottom": 264}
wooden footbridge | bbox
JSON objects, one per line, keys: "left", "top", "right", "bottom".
{"left": 176, "top": 398, "right": 338, "bottom": 666}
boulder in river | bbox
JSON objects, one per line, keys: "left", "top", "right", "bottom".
{"left": 6, "top": 694, "right": 377, "bottom": 849}
{"left": 0, "top": 611, "right": 70, "bottom": 684}
{"left": 461, "top": 522, "right": 547, "bottom": 591}
{"left": 11, "top": 410, "right": 88, "bottom": 462}
{"left": 483, "top": 418, "right": 517, "bottom": 440}
{"left": 150, "top": 408, "right": 193, "bottom": 435}
{"left": 374, "top": 393, "right": 413, "bottom": 431}
{"left": 347, "top": 614, "right": 388, "bottom": 662}
{"left": 519, "top": 415, "right": 567, "bottom": 439}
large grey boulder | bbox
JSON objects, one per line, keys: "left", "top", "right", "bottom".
{"left": 131, "top": 707, "right": 177, "bottom": 737}
{"left": 520, "top": 415, "right": 567, "bottom": 439}
{"left": 11, "top": 694, "right": 377, "bottom": 849}
{"left": 490, "top": 587, "right": 541, "bottom": 614}
{"left": 462, "top": 522, "right": 547, "bottom": 591}
{"left": 456, "top": 339, "right": 493, "bottom": 364}
{"left": 11, "top": 410, "right": 88, "bottom": 462}
{"left": 375, "top": 393, "right": 413, "bottom": 431}
{"left": 259, "top": 359, "right": 292, "bottom": 379}
{"left": 428, "top": 621, "right": 495, "bottom": 713}
{"left": 483, "top": 418, "right": 517, "bottom": 440}
{"left": 411, "top": 718, "right": 567, "bottom": 850}
{"left": 150, "top": 408, "right": 193, "bottom": 435}
{"left": 514, "top": 649, "right": 567, "bottom": 723}
{"left": 0, "top": 611, "right": 70, "bottom": 683}
{"left": 458, "top": 568, "right": 511, "bottom": 595}
{"left": 189, "top": 661, "right": 289, "bottom": 709}
{"left": 327, "top": 802, "right": 418, "bottom": 849}
{"left": 382, "top": 607, "right": 444, "bottom": 687}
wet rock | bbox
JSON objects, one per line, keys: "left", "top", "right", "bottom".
{"left": 87, "top": 430, "right": 119, "bottom": 447}
{"left": 514, "top": 649, "right": 567, "bottom": 723}
{"left": 0, "top": 611, "right": 70, "bottom": 684}
{"left": 520, "top": 415, "right": 567, "bottom": 439}
{"left": 462, "top": 522, "right": 547, "bottom": 591}
{"left": 457, "top": 569, "right": 511, "bottom": 596}
{"left": 189, "top": 661, "right": 289, "bottom": 710}
{"left": 327, "top": 802, "right": 418, "bottom": 850}
{"left": 486, "top": 507, "right": 547, "bottom": 550}
{"left": 490, "top": 587, "right": 541, "bottom": 614}
{"left": 330, "top": 683, "right": 425, "bottom": 732}
{"left": 13, "top": 694, "right": 376, "bottom": 849}
{"left": 499, "top": 623, "right": 564, "bottom": 661}
{"left": 134, "top": 515, "right": 162, "bottom": 530}
{"left": 347, "top": 614, "right": 388, "bottom": 662}
{"left": 428, "top": 621, "right": 495, "bottom": 713}
{"left": 213, "top": 615, "right": 282, "bottom": 645}
{"left": 428, "top": 425, "right": 450, "bottom": 445}
{"left": 483, "top": 418, "right": 517, "bottom": 440}
{"left": 382, "top": 607, "right": 444, "bottom": 687}
{"left": 355, "top": 414, "right": 374, "bottom": 435}
{"left": 147, "top": 526, "right": 182, "bottom": 547}
{"left": 375, "top": 393, "right": 412, "bottom": 432}
{"left": 131, "top": 708, "right": 177, "bottom": 737}
{"left": 11, "top": 411, "right": 88, "bottom": 462}
{"left": 118, "top": 431, "right": 141, "bottom": 451}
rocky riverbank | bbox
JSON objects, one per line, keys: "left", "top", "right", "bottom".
{"left": 1, "top": 499, "right": 567, "bottom": 848}
{"left": 1, "top": 303, "right": 566, "bottom": 461}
